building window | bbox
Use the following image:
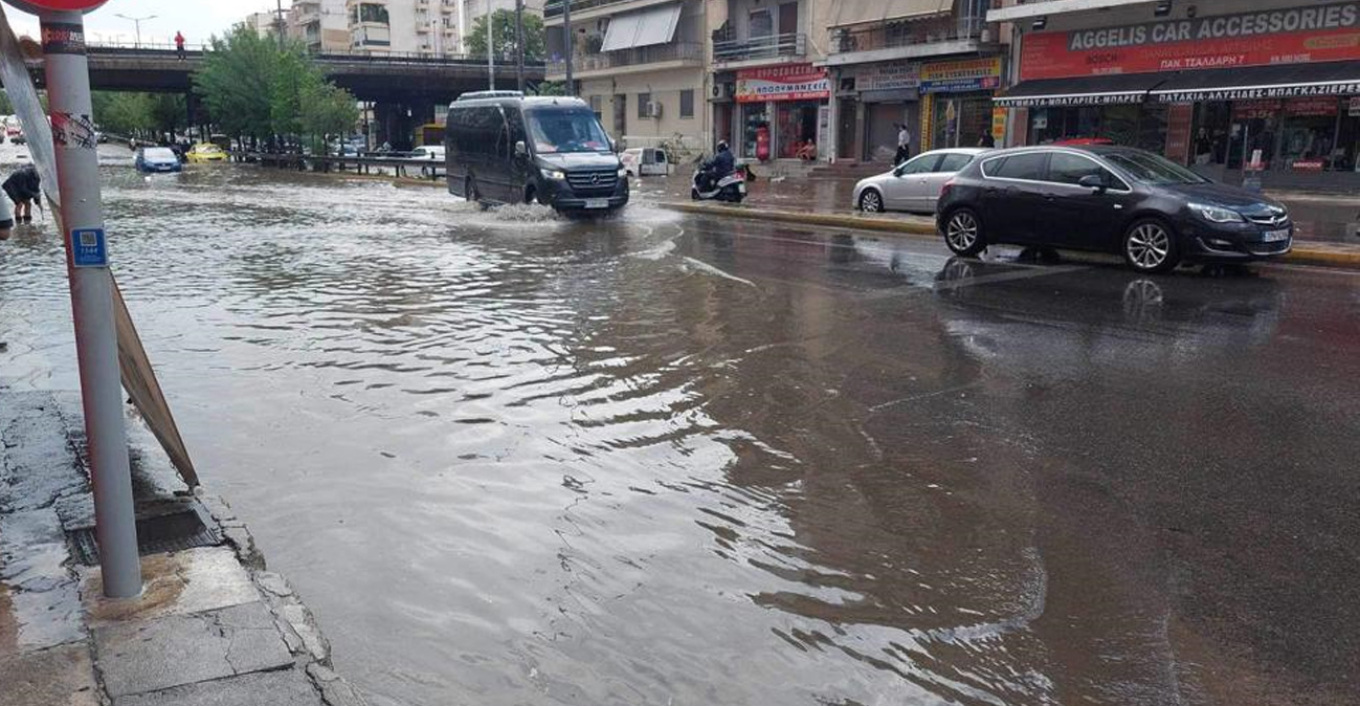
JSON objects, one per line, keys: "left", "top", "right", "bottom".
{"left": 589, "top": 95, "right": 603, "bottom": 121}
{"left": 638, "top": 92, "right": 651, "bottom": 119}
{"left": 680, "top": 89, "right": 694, "bottom": 119}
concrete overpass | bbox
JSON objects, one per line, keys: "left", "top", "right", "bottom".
{"left": 32, "top": 45, "right": 546, "bottom": 148}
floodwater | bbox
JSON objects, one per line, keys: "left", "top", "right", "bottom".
{"left": 2, "top": 145, "right": 1359, "bottom": 705}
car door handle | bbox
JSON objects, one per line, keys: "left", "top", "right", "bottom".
{"left": 1043, "top": 193, "right": 1057, "bottom": 200}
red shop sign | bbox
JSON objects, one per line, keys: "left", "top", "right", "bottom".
{"left": 1020, "top": 2, "right": 1360, "bottom": 81}
{"left": 1233, "top": 99, "right": 1282, "bottom": 119}
{"left": 736, "top": 64, "right": 830, "bottom": 103}
{"left": 3, "top": 0, "right": 108, "bottom": 11}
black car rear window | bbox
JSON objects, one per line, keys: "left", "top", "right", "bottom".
{"left": 983, "top": 153, "right": 1047, "bottom": 181}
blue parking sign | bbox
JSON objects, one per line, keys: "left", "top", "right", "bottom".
{"left": 70, "top": 228, "right": 108, "bottom": 268}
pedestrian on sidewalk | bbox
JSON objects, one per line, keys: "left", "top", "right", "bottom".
{"left": 3, "top": 164, "right": 40, "bottom": 224}
{"left": 895, "top": 124, "right": 912, "bottom": 165}
{"left": 977, "top": 129, "right": 996, "bottom": 148}
{"left": 175, "top": 31, "right": 186, "bottom": 61}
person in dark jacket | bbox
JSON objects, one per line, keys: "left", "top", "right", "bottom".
{"left": 700, "top": 140, "right": 735, "bottom": 190}
{"left": 3, "top": 165, "right": 40, "bottom": 224}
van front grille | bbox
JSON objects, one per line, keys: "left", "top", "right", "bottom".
{"left": 567, "top": 170, "right": 618, "bottom": 196}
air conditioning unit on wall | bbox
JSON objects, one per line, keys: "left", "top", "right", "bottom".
{"left": 645, "top": 101, "right": 663, "bottom": 118}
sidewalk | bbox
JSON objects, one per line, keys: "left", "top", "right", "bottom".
{"left": 630, "top": 170, "right": 1360, "bottom": 244}
{"left": 0, "top": 388, "right": 365, "bottom": 706}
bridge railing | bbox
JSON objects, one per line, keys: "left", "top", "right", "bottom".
{"left": 84, "top": 41, "right": 544, "bottom": 67}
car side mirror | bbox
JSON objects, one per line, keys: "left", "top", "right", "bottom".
{"left": 515, "top": 140, "right": 527, "bottom": 157}
{"left": 1078, "top": 174, "right": 1107, "bottom": 192}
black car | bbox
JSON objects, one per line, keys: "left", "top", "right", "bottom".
{"left": 935, "top": 146, "right": 1293, "bottom": 273}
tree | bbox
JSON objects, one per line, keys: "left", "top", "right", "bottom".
{"left": 0, "top": 90, "right": 12, "bottom": 115}
{"left": 193, "top": 26, "right": 280, "bottom": 141}
{"left": 465, "top": 10, "right": 545, "bottom": 63}
{"left": 300, "top": 79, "right": 359, "bottom": 154}
{"left": 91, "top": 93, "right": 186, "bottom": 139}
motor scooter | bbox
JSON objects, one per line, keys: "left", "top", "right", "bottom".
{"left": 691, "top": 164, "right": 747, "bottom": 203}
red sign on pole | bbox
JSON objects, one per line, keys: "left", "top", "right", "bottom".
{"left": 2, "top": 0, "right": 108, "bottom": 13}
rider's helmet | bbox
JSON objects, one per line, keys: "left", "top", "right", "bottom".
{"left": 717, "top": 140, "right": 730, "bottom": 152}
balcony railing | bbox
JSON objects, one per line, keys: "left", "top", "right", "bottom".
{"left": 830, "top": 17, "right": 987, "bottom": 54}
{"left": 712, "top": 32, "right": 805, "bottom": 64}
{"left": 547, "top": 41, "right": 702, "bottom": 75}
{"left": 544, "top": 0, "right": 649, "bottom": 19}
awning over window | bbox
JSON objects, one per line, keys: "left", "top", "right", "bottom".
{"left": 1149, "top": 61, "right": 1360, "bottom": 103}
{"left": 994, "top": 74, "right": 1168, "bottom": 108}
{"left": 600, "top": 3, "right": 682, "bottom": 52}
{"left": 833, "top": 0, "right": 951, "bottom": 28}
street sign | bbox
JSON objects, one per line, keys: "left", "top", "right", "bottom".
{"left": 2, "top": 0, "right": 108, "bottom": 13}
{"left": 70, "top": 227, "right": 107, "bottom": 267}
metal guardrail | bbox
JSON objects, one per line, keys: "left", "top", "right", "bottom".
{"left": 712, "top": 32, "right": 805, "bottom": 64}
{"left": 241, "top": 151, "right": 447, "bottom": 180}
{"left": 546, "top": 41, "right": 702, "bottom": 75}
{"left": 83, "top": 42, "right": 542, "bottom": 66}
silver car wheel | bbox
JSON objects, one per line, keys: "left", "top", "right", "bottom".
{"left": 1126, "top": 223, "right": 1171, "bottom": 270}
{"left": 946, "top": 211, "right": 978, "bottom": 251}
{"left": 860, "top": 190, "right": 883, "bottom": 213}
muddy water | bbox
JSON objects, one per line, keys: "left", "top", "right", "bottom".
{"left": 2, "top": 146, "right": 1356, "bottom": 705}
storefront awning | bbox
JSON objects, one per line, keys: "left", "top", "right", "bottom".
{"left": 994, "top": 74, "right": 1168, "bottom": 108}
{"left": 600, "top": 3, "right": 682, "bottom": 52}
{"left": 833, "top": 0, "right": 951, "bottom": 28}
{"left": 1149, "top": 61, "right": 1360, "bottom": 103}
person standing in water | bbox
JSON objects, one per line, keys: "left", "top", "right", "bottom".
{"left": 4, "top": 165, "right": 41, "bottom": 224}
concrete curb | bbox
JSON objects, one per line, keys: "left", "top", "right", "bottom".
{"left": 658, "top": 201, "right": 1360, "bottom": 271}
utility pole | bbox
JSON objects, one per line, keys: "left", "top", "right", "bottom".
{"left": 515, "top": 0, "right": 524, "bottom": 93}
{"left": 563, "top": 0, "right": 572, "bottom": 95}
{"left": 486, "top": 0, "right": 494, "bottom": 89}
{"left": 18, "top": 0, "right": 143, "bottom": 599}
{"left": 275, "top": 0, "right": 286, "bottom": 50}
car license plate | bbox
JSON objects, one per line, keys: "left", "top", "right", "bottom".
{"left": 584, "top": 198, "right": 609, "bottom": 209}
{"left": 1263, "top": 228, "right": 1290, "bottom": 242}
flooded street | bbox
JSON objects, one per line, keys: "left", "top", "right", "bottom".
{"left": 3, "top": 146, "right": 1359, "bottom": 705}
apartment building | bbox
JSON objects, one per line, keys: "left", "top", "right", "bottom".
{"left": 818, "top": 0, "right": 1002, "bottom": 163}
{"left": 339, "top": 0, "right": 534, "bottom": 56}
{"left": 545, "top": 0, "right": 710, "bottom": 152}
{"left": 289, "top": 0, "right": 351, "bottom": 52}
{"left": 243, "top": 11, "right": 280, "bottom": 37}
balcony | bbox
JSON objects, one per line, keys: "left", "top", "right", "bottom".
{"left": 547, "top": 40, "right": 702, "bottom": 77}
{"left": 352, "top": 24, "right": 392, "bottom": 49}
{"left": 544, "top": 0, "right": 677, "bottom": 22}
{"left": 711, "top": 32, "right": 805, "bottom": 66}
{"left": 825, "top": 16, "right": 991, "bottom": 66}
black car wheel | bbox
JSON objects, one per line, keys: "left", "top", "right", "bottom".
{"left": 859, "top": 189, "right": 884, "bottom": 213}
{"left": 1123, "top": 218, "right": 1180, "bottom": 274}
{"left": 943, "top": 208, "right": 986, "bottom": 257}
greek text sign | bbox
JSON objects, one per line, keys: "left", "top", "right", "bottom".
{"left": 736, "top": 65, "right": 830, "bottom": 103}
{"left": 1021, "top": 2, "right": 1360, "bottom": 81}
{"left": 919, "top": 57, "right": 1002, "bottom": 94}
{"left": 3, "top": 0, "right": 108, "bottom": 12}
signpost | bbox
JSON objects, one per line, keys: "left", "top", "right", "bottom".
{"left": 3, "top": 0, "right": 143, "bottom": 599}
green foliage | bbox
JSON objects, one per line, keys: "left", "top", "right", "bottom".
{"left": 193, "top": 26, "right": 358, "bottom": 144}
{"left": 0, "top": 90, "right": 12, "bottom": 115}
{"left": 466, "top": 10, "right": 544, "bottom": 63}
{"left": 534, "top": 81, "right": 567, "bottom": 96}
{"left": 90, "top": 93, "right": 184, "bottom": 137}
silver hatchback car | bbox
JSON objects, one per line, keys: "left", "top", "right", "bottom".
{"left": 854, "top": 148, "right": 991, "bottom": 215}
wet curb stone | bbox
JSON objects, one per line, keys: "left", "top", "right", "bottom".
{"left": 0, "top": 387, "right": 369, "bottom": 706}
{"left": 658, "top": 201, "right": 1360, "bottom": 271}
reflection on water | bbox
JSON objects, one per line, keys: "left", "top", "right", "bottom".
{"left": 1, "top": 148, "right": 1355, "bottom": 706}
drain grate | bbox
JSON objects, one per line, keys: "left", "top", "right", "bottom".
{"left": 69, "top": 507, "right": 223, "bottom": 566}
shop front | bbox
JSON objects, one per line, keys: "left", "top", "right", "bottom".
{"left": 997, "top": 1, "right": 1360, "bottom": 189}
{"left": 838, "top": 61, "right": 922, "bottom": 163}
{"left": 734, "top": 64, "right": 831, "bottom": 161}
{"left": 919, "top": 56, "right": 1003, "bottom": 151}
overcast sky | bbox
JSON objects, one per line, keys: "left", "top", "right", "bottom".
{"left": 3, "top": 0, "right": 283, "bottom": 47}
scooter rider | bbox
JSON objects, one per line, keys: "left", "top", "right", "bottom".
{"left": 700, "top": 140, "right": 735, "bottom": 191}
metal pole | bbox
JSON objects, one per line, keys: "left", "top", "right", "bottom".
{"left": 563, "top": 0, "right": 573, "bottom": 95}
{"left": 486, "top": 0, "right": 494, "bottom": 89}
{"left": 515, "top": 0, "right": 524, "bottom": 93}
{"left": 132, "top": 18, "right": 139, "bottom": 48}
{"left": 276, "top": 0, "right": 285, "bottom": 50}
{"left": 41, "top": 10, "right": 141, "bottom": 599}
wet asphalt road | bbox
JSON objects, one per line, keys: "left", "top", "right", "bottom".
{"left": 1, "top": 147, "right": 1358, "bottom": 705}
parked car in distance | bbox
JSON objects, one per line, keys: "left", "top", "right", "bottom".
{"left": 9, "top": 132, "right": 25, "bottom": 145}
{"left": 185, "top": 143, "right": 227, "bottom": 163}
{"left": 621, "top": 147, "right": 673, "bottom": 178}
{"left": 935, "top": 145, "right": 1293, "bottom": 274}
{"left": 410, "top": 145, "right": 445, "bottom": 177}
{"left": 854, "top": 148, "right": 989, "bottom": 214}
{"left": 135, "top": 146, "right": 183, "bottom": 173}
